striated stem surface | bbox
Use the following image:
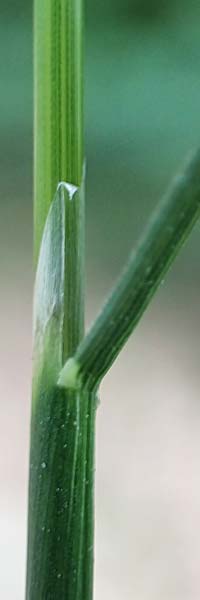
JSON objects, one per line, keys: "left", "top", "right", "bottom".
{"left": 34, "top": 0, "right": 84, "bottom": 262}
{"left": 59, "top": 150, "right": 200, "bottom": 391}
{"left": 26, "top": 2, "right": 96, "bottom": 597}
{"left": 26, "top": 185, "right": 96, "bottom": 599}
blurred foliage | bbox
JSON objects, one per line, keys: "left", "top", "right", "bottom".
{"left": 1, "top": 0, "right": 200, "bottom": 282}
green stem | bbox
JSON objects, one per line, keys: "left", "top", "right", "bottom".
{"left": 26, "top": 2, "right": 96, "bottom": 598}
{"left": 34, "top": 0, "right": 83, "bottom": 263}
{"left": 59, "top": 149, "right": 200, "bottom": 391}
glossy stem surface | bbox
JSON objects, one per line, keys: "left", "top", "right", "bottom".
{"left": 26, "top": 1, "right": 96, "bottom": 596}
{"left": 27, "top": 384, "right": 96, "bottom": 599}
{"left": 26, "top": 184, "right": 96, "bottom": 599}
{"left": 34, "top": 0, "right": 83, "bottom": 262}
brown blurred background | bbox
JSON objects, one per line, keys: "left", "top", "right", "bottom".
{"left": 1, "top": 1, "right": 200, "bottom": 598}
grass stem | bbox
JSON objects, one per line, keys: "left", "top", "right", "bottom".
{"left": 26, "top": 2, "right": 96, "bottom": 598}
{"left": 59, "top": 150, "right": 200, "bottom": 391}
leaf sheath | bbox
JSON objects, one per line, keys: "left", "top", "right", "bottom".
{"left": 26, "top": 186, "right": 95, "bottom": 599}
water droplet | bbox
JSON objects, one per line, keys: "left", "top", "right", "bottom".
{"left": 41, "top": 462, "right": 47, "bottom": 469}
{"left": 57, "top": 573, "right": 62, "bottom": 579}
{"left": 63, "top": 443, "right": 67, "bottom": 449}
{"left": 41, "top": 526, "right": 45, "bottom": 532}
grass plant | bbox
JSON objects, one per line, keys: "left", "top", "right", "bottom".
{"left": 26, "top": 1, "right": 200, "bottom": 598}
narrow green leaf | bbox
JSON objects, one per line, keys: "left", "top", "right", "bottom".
{"left": 59, "top": 149, "right": 200, "bottom": 391}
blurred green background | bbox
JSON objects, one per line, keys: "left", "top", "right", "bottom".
{"left": 2, "top": 0, "right": 200, "bottom": 287}
{"left": 1, "top": 1, "right": 200, "bottom": 599}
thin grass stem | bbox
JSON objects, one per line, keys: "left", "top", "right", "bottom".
{"left": 26, "top": 2, "right": 96, "bottom": 598}
{"left": 59, "top": 150, "right": 200, "bottom": 391}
